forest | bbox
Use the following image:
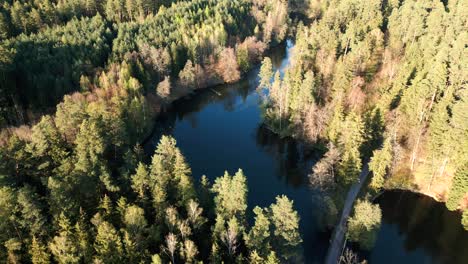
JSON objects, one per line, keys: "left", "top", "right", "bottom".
{"left": 0, "top": 0, "right": 466, "bottom": 263}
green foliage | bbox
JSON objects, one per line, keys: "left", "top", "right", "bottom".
{"left": 149, "top": 135, "right": 196, "bottom": 211}
{"left": 16, "top": 186, "right": 47, "bottom": 237}
{"left": 94, "top": 221, "right": 124, "bottom": 263}
{"left": 5, "top": 238, "right": 22, "bottom": 263}
{"left": 347, "top": 199, "right": 382, "bottom": 250}
{"left": 6, "top": 14, "right": 111, "bottom": 108}
{"left": 369, "top": 138, "right": 393, "bottom": 190}
{"left": 446, "top": 165, "right": 468, "bottom": 211}
{"left": 252, "top": 0, "right": 290, "bottom": 45}
{"left": 237, "top": 45, "right": 250, "bottom": 73}
{"left": 337, "top": 112, "right": 364, "bottom": 185}
{"left": 258, "top": 57, "right": 273, "bottom": 91}
{"left": 112, "top": 0, "right": 252, "bottom": 66}
{"left": 131, "top": 162, "right": 150, "bottom": 199}
{"left": 0, "top": 1, "right": 300, "bottom": 263}
{"left": 28, "top": 115, "right": 68, "bottom": 172}
{"left": 245, "top": 207, "right": 271, "bottom": 257}
{"left": 49, "top": 214, "right": 80, "bottom": 264}
{"left": 0, "top": 186, "right": 17, "bottom": 244}
{"left": 269, "top": 195, "right": 302, "bottom": 261}
{"left": 212, "top": 169, "right": 248, "bottom": 221}
{"left": 30, "top": 236, "right": 51, "bottom": 264}
{"left": 3, "top": 0, "right": 466, "bottom": 262}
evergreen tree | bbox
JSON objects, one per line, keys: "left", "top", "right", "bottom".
{"left": 369, "top": 138, "right": 393, "bottom": 190}
{"left": 131, "top": 162, "right": 150, "bottom": 199}
{"left": 258, "top": 57, "right": 273, "bottom": 91}
{"left": 30, "top": 236, "right": 50, "bottom": 264}
{"left": 337, "top": 112, "right": 364, "bottom": 185}
{"left": 347, "top": 199, "right": 381, "bottom": 250}
{"left": 269, "top": 195, "right": 302, "bottom": 261}
{"left": 245, "top": 206, "right": 271, "bottom": 257}
{"left": 212, "top": 169, "right": 248, "bottom": 221}
{"left": 49, "top": 214, "right": 80, "bottom": 264}
{"left": 94, "top": 221, "right": 124, "bottom": 263}
{"left": 446, "top": 165, "right": 468, "bottom": 211}
{"left": 16, "top": 186, "right": 47, "bottom": 237}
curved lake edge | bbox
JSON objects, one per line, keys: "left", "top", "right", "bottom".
{"left": 366, "top": 190, "right": 468, "bottom": 264}
{"left": 143, "top": 41, "right": 468, "bottom": 264}
{"left": 140, "top": 41, "right": 290, "bottom": 147}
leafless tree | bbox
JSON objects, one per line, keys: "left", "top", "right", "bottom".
{"left": 162, "top": 233, "right": 178, "bottom": 264}
{"left": 340, "top": 248, "right": 363, "bottom": 264}
{"left": 157, "top": 76, "right": 171, "bottom": 100}
{"left": 181, "top": 239, "right": 198, "bottom": 263}
{"left": 178, "top": 221, "right": 192, "bottom": 240}
{"left": 186, "top": 199, "right": 206, "bottom": 230}
{"left": 309, "top": 143, "right": 340, "bottom": 189}
{"left": 216, "top": 47, "right": 240, "bottom": 83}
{"left": 221, "top": 221, "right": 238, "bottom": 257}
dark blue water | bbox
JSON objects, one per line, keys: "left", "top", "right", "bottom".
{"left": 146, "top": 42, "right": 468, "bottom": 263}
{"left": 370, "top": 191, "right": 468, "bottom": 264}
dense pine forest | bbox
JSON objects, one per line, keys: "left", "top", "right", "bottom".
{"left": 0, "top": 0, "right": 466, "bottom": 263}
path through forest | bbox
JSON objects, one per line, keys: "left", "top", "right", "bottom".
{"left": 325, "top": 163, "right": 370, "bottom": 264}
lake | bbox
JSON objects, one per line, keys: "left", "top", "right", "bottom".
{"left": 145, "top": 41, "right": 468, "bottom": 263}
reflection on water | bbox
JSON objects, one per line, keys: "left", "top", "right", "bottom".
{"left": 370, "top": 191, "right": 468, "bottom": 264}
{"left": 145, "top": 41, "right": 468, "bottom": 264}
{"left": 255, "top": 124, "right": 321, "bottom": 187}
{"left": 145, "top": 41, "right": 327, "bottom": 263}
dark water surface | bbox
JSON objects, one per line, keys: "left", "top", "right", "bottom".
{"left": 146, "top": 42, "right": 468, "bottom": 263}
{"left": 370, "top": 191, "right": 468, "bottom": 264}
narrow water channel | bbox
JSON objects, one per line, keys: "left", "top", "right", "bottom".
{"left": 145, "top": 42, "right": 468, "bottom": 263}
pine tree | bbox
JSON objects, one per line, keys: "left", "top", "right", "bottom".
{"left": 265, "top": 251, "right": 281, "bottom": 264}
{"left": 28, "top": 115, "right": 68, "bottom": 173}
{"left": 212, "top": 169, "right": 248, "bottom": 221}
{"left": 173, "top": 151, "right": 195, "bottom": 206}
{"left": 327, "top": 103, "right": 344, "bottom": 144}
{"left": 131, "top": 162, "right": 149, "bottom": 199}
{"left": 75, "top": 209, "right": 92, "bottom": 263}
{"left": 98, "top": 194, "right": 114, "bottom": 222}
{"left": 245, "top": 206, "right": 271, "bottom": 257}
{"left": 269, "top": 195, "right": 302, "bottom": 261}
{"left": 16, "top": 186, "right": 46, "bottom": 237}
{"left": 347, "top": 199, "right": 381, "bottom": 250}
{"left": 446, "top": 165, "right": 468, "bottom": 211}
{"left": 258, "top": 57, "right": 273, "bottom": 91}
{"left": 124, "top": 205, "right": 147, "bottom": 236}
{"left": 369, "top": 138, "right": 393, "bottom": 190}
{"left": 94, "top": 221, "right": 124, "bottom": 263}
{"left": 74, "top": 119, "right": 107, "bottom": 174}
{"left": 30, "top": 236, "right": 50, "bottom": 264}
{"left": 55, "top": 95, "right": 87, "bottom": 143}
{"left": 337, "top": 112, "right": 364, "bottom": 185}
{"left": 49, "top": 213, "right": 80, "bottom": 264}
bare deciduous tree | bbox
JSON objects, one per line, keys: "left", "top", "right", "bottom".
{"left": 221, "top": 219, "right": 239, "bottom": 257}
{"left": 216, "top": 47, "right": 240, "bottom": 83}
{"left": 309, "top": 143, "right": 340, "bottom": 189}
{"left": 339, "top": 248, "right": 362, "bottom": 264}
{"left": 181, "top": 239, "right": 198, "bottom": 263}
{"left": 162, "top": 233, "right": 178, "bottom": 264}
{"left": 156, "top": 76, "right": 171, "bottom": 101}
{"left": 186, "top": 199, "right": 206, "bottom": 230}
